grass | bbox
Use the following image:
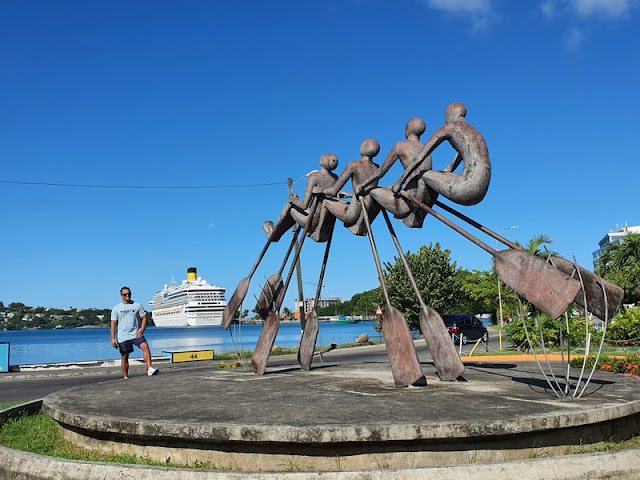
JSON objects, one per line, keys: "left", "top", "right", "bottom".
{"left": 2, "top": 407, "right": 640, "bottom": 470}
{"left": 0, "top": 401, "right": 30, "bottom": 411}
{"left": 0, "top": 411, "right": 224, "bottom": 469}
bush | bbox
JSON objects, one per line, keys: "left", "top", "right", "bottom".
{"left": 606, "top": 307, "right": 640, "bottom": 342}
{"left": 505, "top": 314, "right": 600, "bottom": 350}
{"left": 571, "top": 354, "right": 640, "bottom": 378}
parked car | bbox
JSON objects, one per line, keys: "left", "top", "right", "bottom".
{"left": 441, "top": 314, "right": 488, "bottom": 344}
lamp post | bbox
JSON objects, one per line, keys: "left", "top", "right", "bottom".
{"left": 287, "top": 170, "right": 318, "bottom": 331}
{"left": 497, "top": 225, "right": 518, "bottom": 349}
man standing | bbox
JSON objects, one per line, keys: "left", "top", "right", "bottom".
{"left": 111, "top": 286, "right": 159, "bottom": 379}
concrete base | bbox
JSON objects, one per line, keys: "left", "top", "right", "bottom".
{"left": 41, "top": 361, "right": 640, "bottom": 472}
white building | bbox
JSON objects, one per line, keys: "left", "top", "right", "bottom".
{"left": 593, "top": 224, "right": 640, "bottom": 267}
{"left": 295, "top": 297, "right": 342, "bottom": 314}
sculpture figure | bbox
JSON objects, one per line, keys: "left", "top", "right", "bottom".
{"left": 359, "top": 118, "right": 437, "bottom": 228}
{"left": 266, "top": 153, "right": 339, "bottom": 243}
{"left": 395, "top": 103, "right": 490, "bottom": 206}
{"left": 321, "top": 138, "right": 382, "bottom": 235}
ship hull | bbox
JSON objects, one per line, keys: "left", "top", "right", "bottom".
{"left": 149, "top": 269, "right": 227, "bottom": 328}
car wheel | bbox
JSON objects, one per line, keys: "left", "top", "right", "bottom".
{"left": 482, "top": 332, "right": 489, "bottom": 343}
{"left": 461, "top": 333, "right": 469, "bottom": 345}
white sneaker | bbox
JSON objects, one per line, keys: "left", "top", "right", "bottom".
{"left": 147, "top": 367, "right": 159, "bottom": 376}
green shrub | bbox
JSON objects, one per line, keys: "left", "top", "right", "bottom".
{"left": 606, "top": 307, "right": 640, "bottom": 342}
{"left": 505, "top": 314, "right": 600, "bottom": 350}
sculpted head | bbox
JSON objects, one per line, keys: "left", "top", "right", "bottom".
{"left": 360, "top": 138, "right": 380, "bottom": 159}
{"left": 405, "top": 118, "right": 426, "bottom": 139}
{"left": 445, "top": 103, "right": 467, "bottom": 123}
{"left": 320, "top": 153, "right": 338, "bottom": 171}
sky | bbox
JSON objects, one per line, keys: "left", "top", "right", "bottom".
{"left": 1, "top": 0, "right": 639, "bottom": 312}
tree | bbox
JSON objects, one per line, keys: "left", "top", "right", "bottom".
{"left": 456, "top": 270, "right": 497, "bottom": 320}
{"left": 383, "top": 243, "right": 461, "bottom": 331}
{"left": 516, "top": 234, "right": 555, "bottom": 258}
{"left": 596, "top": 233, "right": 640, "bottom": 305}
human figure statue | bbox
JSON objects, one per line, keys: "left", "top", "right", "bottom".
{"left": 358, "top": 118, "right": 437, "bottom": 228}
{"left": 265, "top": 153, "right": 339, "bottom": 243}
{"left": 395, "top": 103, "right": 491, "bottom": 206}
{"left": 321, "top": 138, "right": 381, "bottom": 235}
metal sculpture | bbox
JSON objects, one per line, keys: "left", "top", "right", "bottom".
{"left": 223, "top": 101, "right": 623, "bottom": 391}
{"left": 222, "top": 153, "right": 339, "bottom": 329}
{"left": 395, "top": 102, "right": 490, "bottom": 206}
{"left": 359, "top": 118, "right": 435, "bottom": 228}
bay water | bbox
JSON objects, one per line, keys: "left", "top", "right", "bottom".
{"left": 0, "top": 321, "right": 381, "bottom": 366}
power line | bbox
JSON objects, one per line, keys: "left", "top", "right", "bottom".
{"left": 0, "top": 180, "right": 286, "bottom": 189}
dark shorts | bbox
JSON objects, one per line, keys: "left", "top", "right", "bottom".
{"left": 118, "top": 336, "right": 148, "bottom": 355}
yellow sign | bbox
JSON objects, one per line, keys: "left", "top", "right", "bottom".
{"left": 171, "top": 350, "right": 214, "bottom": 363}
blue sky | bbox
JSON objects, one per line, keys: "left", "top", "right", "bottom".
{"left": 1, "top": 0, "right": 638, "bottom": 311}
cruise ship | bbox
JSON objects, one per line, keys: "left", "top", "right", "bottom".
{"left": 149, "top": 267, "right": 227, "bottom": 327}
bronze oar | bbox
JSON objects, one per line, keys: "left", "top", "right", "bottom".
{"left": 223, "top": 206, "right": 304, "bottom": 329}
{"left": 359, "top": 196, "right": 426, "bottom": 387}
{"left": 434, "top": 200, "right": 623, "bottom": 320}
{"left": 380, "top": 209, "right": 464, "bottom": 381}
{"left": 298, "top": 221, "right": 335, "bottom": 371}
{"left": 252, "top": 199, "right": 320, "bottom": 375}
{"left": 400, "top": 192, "right": 580, "bottom": 319}
{"left": 255, "top": 225, "right": 302, "bottom": 319}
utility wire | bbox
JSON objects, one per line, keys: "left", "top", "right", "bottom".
{"left": 0, "top": 180, "right": 286, "bottom": 189}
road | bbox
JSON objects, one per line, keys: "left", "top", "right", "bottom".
{"left": 0, "top": 334, "right": 500, "bottom": 404}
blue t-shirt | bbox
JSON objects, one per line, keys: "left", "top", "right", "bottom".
{"left": 111, "top": 301, "right": 146, "bottom": 342}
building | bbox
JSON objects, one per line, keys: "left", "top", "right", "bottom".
{"left": 593, "top": 224, "right": 640, "bottom": 267}
{"left": 294, "top": 297, "right": 342, "bottom": 314}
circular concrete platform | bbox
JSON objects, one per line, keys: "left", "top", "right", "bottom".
{"left": 42, "top": 361, "right": 640, "bottom": 471}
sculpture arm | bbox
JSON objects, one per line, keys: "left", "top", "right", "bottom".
{"left": 359, "top": 148, "right": 399, "bottom": 192}
{"left": 322, "top": 164, "right": 353, "bottom": 197}
{"left": 394, "top": 129, "right": 448, "bottom": 192}
{"left": 444, "top": 153, "right": 462, "bottom": 173}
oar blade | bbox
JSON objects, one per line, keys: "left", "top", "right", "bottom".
{"left": 298, "top": 311, "right": 319, "bottom": 371}
{"left": 382, "top": 306, "right": 426, "bottom": 387}
{"left": 222, "top": 278, "right": 250, "bottom": 329}
{"left": 550, "top": 256, "right": 624, "bottom": 320}
{"left": 251, "top": 311, "right": 280, "bottom": 375}
{"left": 255, "top": 274, "right": 283, "bottom": 320}
{"left": 420, "top": 306, "right": 464, "bottom": 381}
{"left": 495, "top": 250, "right": 581, "bottom": 319}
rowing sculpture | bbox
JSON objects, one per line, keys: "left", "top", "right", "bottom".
{"left": 223, "top": 102, "right": 624, "bottom": 388}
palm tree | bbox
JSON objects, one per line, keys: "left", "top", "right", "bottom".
{"left": 515, "top": 234, "right": 556, "bottom": 258}
{"left": 596, "top": 233, "right": 640, "bottom": 304}
{"left": 500, "top": 234, "right": 556, "bottom": 319}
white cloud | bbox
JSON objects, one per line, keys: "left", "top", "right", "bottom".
{"left": 539, "top": 0, "right": 636, "bottom": 18}
{"left": 426, "top": 0, "right": 496, "bottom": 31}
{"left": 563, "top": 26, "right": 585, "bottom": 51}
{"left": 572, "top": 0, "right": 635, "bottom": 17}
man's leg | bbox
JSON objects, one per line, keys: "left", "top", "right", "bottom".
{"left": 121, "top": 353, "right": 129, "bottom": 379}
{"left": 140, "top": 341, "right": 152, "bottom": 369}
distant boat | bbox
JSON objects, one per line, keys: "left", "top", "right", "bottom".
{"left": 149, "top": 267, "right": 227, "bottom": 327}
{"left": 331, "top": 315, "right": 361, "bottom": 324}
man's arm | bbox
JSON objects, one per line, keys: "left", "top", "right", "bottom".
{"left": 136, "top": 314, "right": 148, "bottom": 338}
{"left": 110, "top": 320, "right": 118, "bottom": 347}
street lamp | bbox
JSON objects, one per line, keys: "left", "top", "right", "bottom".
{"left": 287, "top": 170, "right": 318, "bottom": 332}
{"left": 289, "top": 170, "right": 318, "bottom": 191}
{"left": 497, "top": 225, "right": 518, "bottom": 349}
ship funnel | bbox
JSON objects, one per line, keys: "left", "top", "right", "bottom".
{"left": 187, "top": 267, "right": 197, "bottom": 282}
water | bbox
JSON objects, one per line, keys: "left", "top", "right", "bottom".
{"left": 0, "top": 321, "right": 381, "bottom": 366}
